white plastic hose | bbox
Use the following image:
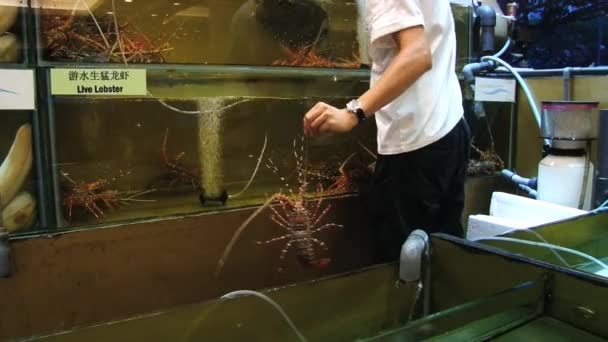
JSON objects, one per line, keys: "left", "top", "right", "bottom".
{"left": 590, "top": 199, "right": 608, "bottom": 214}
{"left": 493, "top": 38, "right": 511, "bottom": 58}
{"left": 480, "top": 56, "right": 542, "bottom": 129}
{"left": 475, "top": 236, "right": 608, "bottom": 271}
{"left": 482, "top": 228, "right": 571, "bottom": 267}
{"left": 229, "top": 133, "right": 268, "bottom": 198}
{"left": 480, "top": 55, "right": 552, "bottom": 147}
{"left": 221, "top": 290, "right": 308, "bottom": 342}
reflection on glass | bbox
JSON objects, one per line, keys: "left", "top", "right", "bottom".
{"left": 0, "top": 112, "right": 38, "bottom": 233}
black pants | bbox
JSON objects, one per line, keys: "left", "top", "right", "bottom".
{"left": 367, "top": 118, "right": 471, "bottom": 262}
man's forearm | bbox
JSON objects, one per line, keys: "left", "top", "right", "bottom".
{"left": 359, "top": 26, "right": 432, "bottom": 115}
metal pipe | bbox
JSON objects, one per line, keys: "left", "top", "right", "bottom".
{"left": 501, "top": 169, "right": 538, "bottom": 189}
{"left": 476, "top": 5, "right": 497, "bottom": 55}
{"left": 500, "top": 170, "right": 538, "bottom": 198}
{"left": 487, "top": 66, "right": 608, "bottom": 78}
{"left": 595, "top": 110, "right": 608, "bottom": 207}
{"left": 579, "top": 141, "right": 592, "bottom": 210}
{"left": 399, "top": 230, "right": 431, "bottom": 319}
{"left": 599, "top": 110, "right": 608, "bottom": 178}
{"left": 422, "top": 244, "right": 431, "bottom": 316}
{"left": 506, "top": 2, "right": 518, "bottom": 36}
{"left": 399, "top": 230, "right": 429, "bottom": 283}
{"left": 563, "top": 67, "right": 572, "bottom": 101}
{"left": 517, "top": 184, "right": 538, "bottom": 199}
{"left": 462, "top": 60, "right": 497, "bottom": 87}
{"left": 508, "top": 96, "right": 517, "bottom": 169}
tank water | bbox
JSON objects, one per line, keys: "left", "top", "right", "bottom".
{"left": 537, "top": 154, "right": 594, "bottom": 210}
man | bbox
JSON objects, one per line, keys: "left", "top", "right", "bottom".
{"left": 303, "top": 0, "right": 470, "bottom": 262}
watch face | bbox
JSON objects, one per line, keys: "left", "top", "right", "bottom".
{"left": 347, "top": 99, "right": 360, "bottom": 112}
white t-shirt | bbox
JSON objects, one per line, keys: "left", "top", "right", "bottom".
{"left": 365, "top": 0, "right": 463, "bottom": 155}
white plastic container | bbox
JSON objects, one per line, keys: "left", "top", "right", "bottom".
{"left": 466, "top": 192, "right": 588, "bottom": 240}
{"left": 467, "top": 214, "right": 532, "bottom": 240}
{"left": 537, "top": 154, "right": 595, "bottom": 210}
{"left": 489, "top": 192, "right": 587, "bottom": 225}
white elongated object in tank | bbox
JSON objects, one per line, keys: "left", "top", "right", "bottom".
{"left": 0, "top": 4, "right": 18, "bottom": 35}
{"left": 537, "top": 154, "right": 595, "bottom": 210}
{"left": 0, "top": 32, "right": 19, "bottom": 62}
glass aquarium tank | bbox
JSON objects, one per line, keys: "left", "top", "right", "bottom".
{"left": 464, "top": 100, "right": 513, "bottom": 178}
{"left": 45, "top": 67, "right": 376, "bottom": 228}
{"left": 497, "top": 0, "right": 608, "bottom": 69}
{"left": 16, "top": 233, "right": 608, "bottom": 341}
{"left": 0, "top": 0, "right": 28, "bottom": 64}
{"left": 32, "top": 0, "right": 363, "bottom": 67}
{"left": 0, "top": 111, "right": 41, "bottom": 234}
{"left": 32, "top": 0, "right": 472, "bottom": 70}
{"left": 475, "top": 211, "right": 608, "bottom": 279}
{"left": 453, "top": 2, "right": 473, "bottom": 73}
{"left": 32, "top": 1, "right": 480, "bottom": 231}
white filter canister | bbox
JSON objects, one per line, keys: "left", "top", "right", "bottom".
{"left": 538, "top": 154, "right": 595, "bottom": 210}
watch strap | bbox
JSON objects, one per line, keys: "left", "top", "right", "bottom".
{"left": 346, "top": 99, "right": 369, "bottom": 125}
{"left": 353, "top": 108, "right": 366, "bottom": 124}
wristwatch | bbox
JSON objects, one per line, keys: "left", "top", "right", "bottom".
{"left": 346, "top": 99, "right": 369, "bottom": 125}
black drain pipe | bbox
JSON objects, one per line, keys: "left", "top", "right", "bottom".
{"left": 463, "top": 4, "right": 499, "bottom": 90}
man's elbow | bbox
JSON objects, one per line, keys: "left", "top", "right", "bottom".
{"left": 420, "top": 45, "right": 433, "bottom": 72}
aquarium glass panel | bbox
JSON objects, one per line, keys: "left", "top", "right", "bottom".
{"left": 478, "top": 212, "right": 608, "bottom": 279}
{"left": 453, "top": 3, "right": 472, "bottom": 73}
{"left": 0, "top": 1, "right": 28, "bottom": 64}
{"left": 361, "top": 280, "right": 545, "bottom": 341}
{"left": 464, "top": 100, "right": 514, "bottom": 176}
{"left": 497, "top": 0, "right": 608, "bottom": 69}
{"left": 0, "top": 111, "right": 40, "bottom": 234}
{"left": 49, "top": 68, "right": 374, "bottom": 228}
{"left": 32, "top": 0, "right": 470, "bottom": 69}
{"left": 33, "top": 0, "right": 363, "bottom": 68}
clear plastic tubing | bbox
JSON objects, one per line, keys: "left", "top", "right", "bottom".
{"left": 479, "top": 55, "right": 551, "bottom": 146}
{"left": 475, "top": 237, "right": 608, "bottom": 271}
{"left": 221, "top": 290, "right": 308, "bottom": 342}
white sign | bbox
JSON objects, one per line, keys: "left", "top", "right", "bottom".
{"left": 475, "top": 77, "right": 516, "bottom": 103}
{"left": 450, "top": 0, "right": 473, "bottom": 6}
{"left": 0, "top": 69, "right": 35, "bottom": 110}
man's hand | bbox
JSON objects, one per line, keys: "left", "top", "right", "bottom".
{"left": 303, "top": 102, "right": 358, "bottom": 137}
